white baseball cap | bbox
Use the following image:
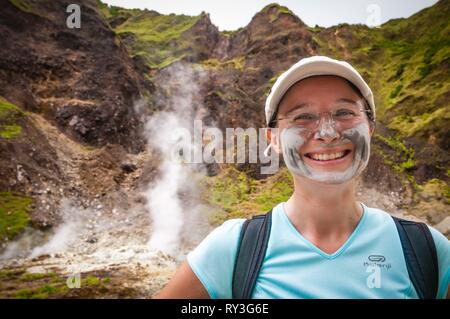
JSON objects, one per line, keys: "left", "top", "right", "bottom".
{"left": 263, "top": 56, "right": 375, "bottom": 157}
{"left": 265, "top": 55, "right": 375, "bottom": 126}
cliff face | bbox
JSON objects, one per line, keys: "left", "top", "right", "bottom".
{"left": 0, "top": 0, "right": 145, "bottom": 150}
{"left": 0, "top": 0, "right": 448, "bottom": 235}
{"left": 101, "top": 0, "right": 450, "bottom": 230}
{"left": 0, "top": 0, "right": 147, "bottom": 231}
{"left": 109, "top": 1, "right": 448, "bottom": 183}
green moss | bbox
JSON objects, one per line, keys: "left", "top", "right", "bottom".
{"left": 116, "top": 13, "right": 198, "bottom": 43}
{"left": 0, "top": 268, "right": 25, "bottom": 280}
{"left": 0, "top": 124, "right": 22, "bottom": 139}
{"left": 0, "top": 192, "right": 32, "bottom": 242}
{"left": 8, "top": 0, "right": 34, "bottom": 13}
{"left": 14, "top": 288, "right": 36, "bottom": 299}
{"left": 418, "top": 63, "right": 435, "bottom": 79}
{"left": 0, "top": 97, "right": 22, "bottom": 119}
{"left": 222, "top": 29, "right": 240, "bottom": 37}
{"left": 14, "top": 283, "right": 64, "bottom": 299}
{"left": 389, "top": 84, "right": 403, "bottom": 99}
{"left": 204, "top": 166, "right": 254, "bottom": 212}
{"left": 420, "top": 178, "right": 450, "bottom": 203}
{"left": 84, "top": 275, "right": 100, "bottom": 286}
{"left": 20, "top": 272, "right": 56, "bottom": 282}
{"left": 201, "top": 57, "right": 244, "bottom": 70}
{"left": 388, "top": 108, "right": 449, "bottom": 137}
{"left": 399, "top": 158, "right": 415, "bottom": 171}
{"left": 0, "top": 97, "right": 24, "bottom": 139}
{"left": 203, "top": 166, "right": 293, "bottom": 225}
{"left": 374, "top": 134, "right": 417, "bottom": 184}
{"left": 261, "top": 3, "right": 294, "bottom": 17}
{"left": 114, "top": 12, "right": 200, "bottom": 69}
{"left": 96, "top": 0, "right": 140, "bottom": 19}
{"left": 253, "top": 171, "right": 293, "bottom": 212}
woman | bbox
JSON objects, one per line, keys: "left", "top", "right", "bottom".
{"left": 156, "top": 56, "right": 449, "bottom": 299}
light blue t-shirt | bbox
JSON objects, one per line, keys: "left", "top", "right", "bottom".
{"left": 187, "top": 202, "right": 450, "bottom": 299}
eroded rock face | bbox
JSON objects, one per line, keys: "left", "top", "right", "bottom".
{"left": 0, "top": 0, "right": 145, "bottom": 152}
{"left": 0, "top": 0, "right": 448, "bottom": 245}
{"left": 0, "top": 0, "right": 149, "bottom": 234}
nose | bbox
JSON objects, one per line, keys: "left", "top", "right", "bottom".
{"left": 313, "top": 113, "right": 341, "bottom": 143}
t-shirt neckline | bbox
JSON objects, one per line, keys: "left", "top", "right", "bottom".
{"left": 278, "top": 201, "right": 368, "bottom": 260}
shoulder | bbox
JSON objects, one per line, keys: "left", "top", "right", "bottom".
{"left": 362, "top": 204, "right": 450, "bottom": 298}
{"left": 427, "top": 224, "right": 450, "bottom": 298}
{"left": 189, "top": 218, "right": 246, "bottom": 258}
{"left": 206, "top": 218, "right": 246, "bottom": 244}
{"left": 427, "top": 224, "right": 450, "bottom": 251}
{"left": 186, "top": 218, "right": 246, "bottom": 299}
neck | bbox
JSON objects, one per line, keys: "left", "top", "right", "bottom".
{"left": 285, "top": 176, "right": 363, "bottom": 239}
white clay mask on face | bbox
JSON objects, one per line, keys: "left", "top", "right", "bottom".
{"left": 281, "top": 121, "right": 371, "bottom": 184}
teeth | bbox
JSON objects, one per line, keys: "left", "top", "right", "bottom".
{"left": 310, "top": 151, "right": 345, "bottom": 161}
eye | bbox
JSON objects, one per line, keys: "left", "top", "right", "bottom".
{"left": 293, "top": 113, "right": 316, "bottom": 121}
{"left": 335, "top": 109, "right": 356, "bottom": 117}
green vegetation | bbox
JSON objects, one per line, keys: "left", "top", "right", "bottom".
{"left": 8, "top": 0, "right": 34, "bottom": 13}
{"left": 203, "top": 166, "right": 293, "bottom": 225}
{"left": 201, "top": 57, "right": 244, "bottom": 71}
{"left": 420, "top": 178, "right": 450, "bottom": 203}
{"left": 116, "top": 13, "right": 198, "bottom": 43}
{"left": 389, "top": 84, "right": 403, "bottom": 99}
{"left": 261, "top": 3, "right": 294, "bottom": 23}
{"left": 14, "top": 282, "right": 66, "bottom": 299}
{"left": 0, "top": 97, "right": 22, "bottom": 119}
{"left": 310, "top": 0, "right": 449, "bottom": 186}
{"left": 84, "top": 275, "right": 101, "bottom": 286}
{"left": 114, "top": 12, "right": 200, "bottom": 69}
{"left": 0, "top": 269, "right": 115, "bottom": 298}
{"left": 0, "top": 97, "right": 24, "bottom": 139}
{"left": 19, "top": 272, "right": 55, "bottom": 282}
{"left": 0, "top": 124, "right": 22, "bottom": 139}
{"left": 96, "top": 0, "right": 140, "bottom": 19}
{"left": 15, "top": 284, "right": 57, "bottom": 299}
{"left": 0, "top": 268, "right": 25, "bottom": 280}
{"left": 82, "top": 275, "right": 110, "bottom": 293}
{"left": 372, "top": 133, "right": 421, "bottom": 190}
{"left": 388, "top": 108, "right": 449, "bottom": 137}
{"left": 0, "top": 192, "right": 32, "bottom": 242}
{"left": 0, "top": 271, "right": 66, "bottom": 299}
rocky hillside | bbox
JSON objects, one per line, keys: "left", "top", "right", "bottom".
{"left": 104, "top": 0, "right": 449, "bottom": 225}
{"left": 0, "top": 0, "right": 448, "bottom": 298}
{"left": 0, "top": 0, "right": 148, "bottom": 228}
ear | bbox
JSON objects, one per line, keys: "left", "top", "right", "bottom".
{"left": 265, "top": 127, "right": 282, "bottom": 154}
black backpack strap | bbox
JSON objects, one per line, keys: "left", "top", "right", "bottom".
{"left": 232, "top": 210, "right": 273, "bottom": 299}
{"left": 392, "top": 216, "right": 439, "bottom": 299}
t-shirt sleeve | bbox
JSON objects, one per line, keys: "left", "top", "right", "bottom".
{"left": 428, "top": 226, "right": 450, "bottom": 299}
{"left": 187, "top": 218, "right": 245, "bottom": 299}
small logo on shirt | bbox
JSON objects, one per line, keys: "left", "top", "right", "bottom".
{"left": 364, "top": 255, "right": 391, "bottom": 270}
{"left": 364, "top": 255, "right": 391, "bottom": 289}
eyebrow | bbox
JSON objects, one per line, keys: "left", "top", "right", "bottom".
{"left": 284, "top": 98, "right": 359, "bottom": 116}
{"left": 335, "top": 98, "right": 358, "bottom": 104}
{"left": 285, "top": 102, "right": 310, "bottom": 116}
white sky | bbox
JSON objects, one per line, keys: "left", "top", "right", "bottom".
{"left": 102, "top": 0, "right": 438, "bottom": 31}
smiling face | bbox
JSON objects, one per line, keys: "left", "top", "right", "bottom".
{"left": 269, "top": 75, "right": 374, "bottom": 184}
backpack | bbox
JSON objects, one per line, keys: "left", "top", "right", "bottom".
{"left": 232, "top": 209, "right": 439, "bottom": 299}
